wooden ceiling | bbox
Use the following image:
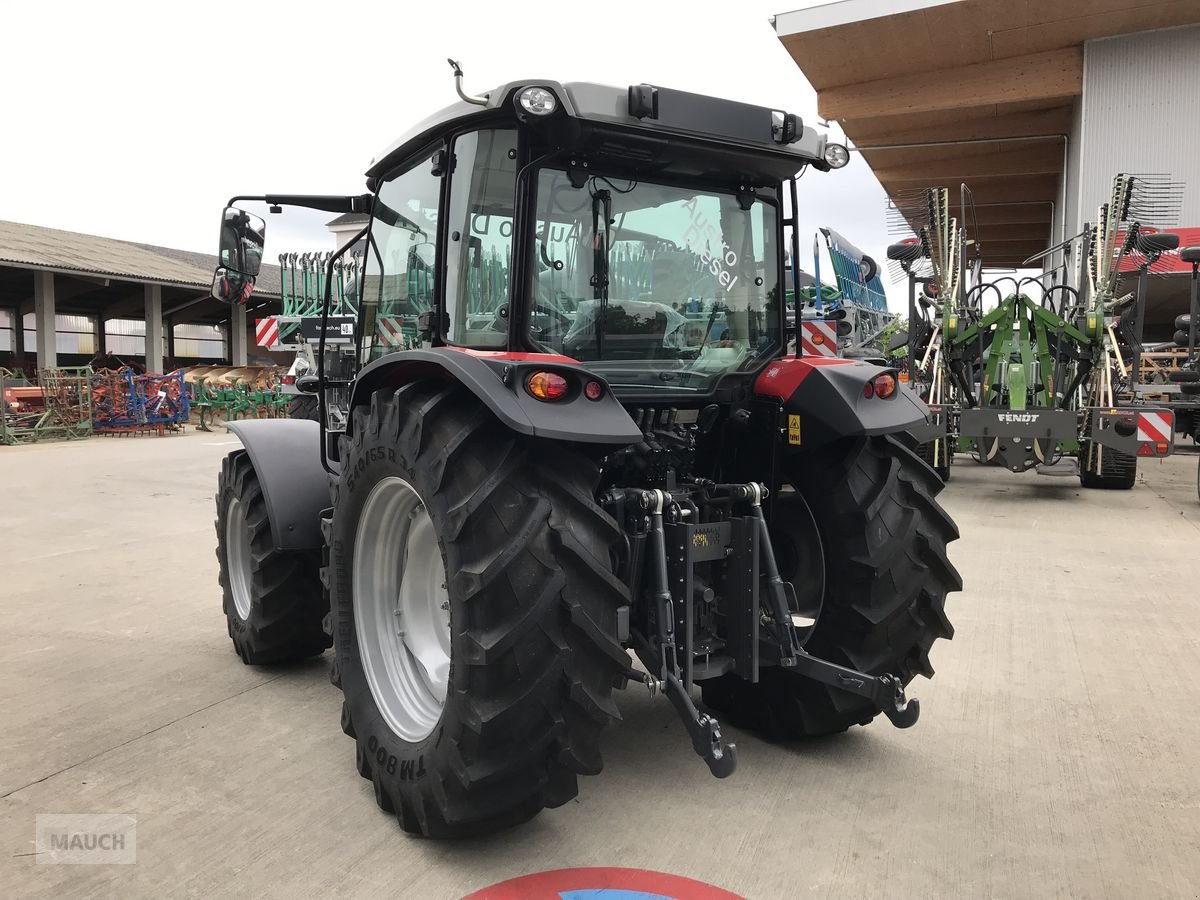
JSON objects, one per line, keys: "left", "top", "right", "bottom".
{"left": 778, "top": 0, "right": 1200, "bottom": 267}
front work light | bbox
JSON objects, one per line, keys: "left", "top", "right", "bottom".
{"left": 517, "top": 86, "right": 557, "bottom": 116}
{"left": 823, "top": 143, "right": 850, "bottom": 168}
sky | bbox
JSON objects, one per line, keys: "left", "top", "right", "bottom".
{"left": 0, "top": 0, "right": 908, "bottom": 305}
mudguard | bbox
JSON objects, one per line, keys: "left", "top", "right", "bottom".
{"left": 350, "top": 347, "right": 642, "bottom": 445}
{"left": 755, "top": 357, "right": 927, "bottom": 448}
{"left": 225, "top": 419, "right": 329, "bottom": 551}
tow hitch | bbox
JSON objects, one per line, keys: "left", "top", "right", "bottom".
{"left": 630, "top": 482, "right": 922, "bottom": 779}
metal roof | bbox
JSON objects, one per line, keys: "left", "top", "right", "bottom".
{"left": 0, "top": 219, "right": 281, "bottom": 296}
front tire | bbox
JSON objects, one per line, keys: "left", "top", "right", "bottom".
{"left": 329, "top": 384, "right": 629, "bottom": 838}
{"left": 701, "top": 434, "right": 960, "bottom": 738}
{"left": 215, "top": 451, "right": 330, "bottom": 664}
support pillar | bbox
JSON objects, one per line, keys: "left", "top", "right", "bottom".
{"left": 13, "top": 307, "right": 27, "bottom": 372}
{"left": 165, "top": 317, "right": 176, "bottom": 370}
{"left": 144, "top": 283, "right": 164, "bottom": 373}
{"left": 230, "top": 303, "right": 248, "bottom": 366}
{"left": 33, "top": 270, "right": 56, "bottom": 371}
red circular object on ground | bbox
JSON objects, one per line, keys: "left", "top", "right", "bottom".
{"left": 464, "top": 866, "right": 743, "bottom": 900}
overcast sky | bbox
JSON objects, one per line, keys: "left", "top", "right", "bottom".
{"left": 0, "top": 0, "right": 909, "bottom": 305}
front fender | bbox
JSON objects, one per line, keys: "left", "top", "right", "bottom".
{"left": 350, "top": 348, "right": 641, "bottom": 445}
{"left": 755, "top": 357, "right": 928, "bottom": 449}
{"left": 225, "top": 419, "right": 330, "bottom": 550}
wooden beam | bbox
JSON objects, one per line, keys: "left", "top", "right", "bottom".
{"left": 869, "top": 144, "right": 1064, "bottom": 182}
{"left": 973, "top": 224, "right": 1054, "bottom": 243}
{"left": 971, "top": 204, "right": 1055, "bottom": 226}
{"left": 881, "top": 174, "right": 1061, "bottom": 205}
{"left": 819, "top": 49, "right": 1083, "bottom": 122}
{"left": 852, "top": 105, "right": 1074, "bottom": 146}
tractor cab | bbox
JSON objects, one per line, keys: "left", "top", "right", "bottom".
{"left": 214, "top": 78, "right": 849, "bottom": 407}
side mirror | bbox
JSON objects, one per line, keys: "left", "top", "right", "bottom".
{"left": 219, "top": 207, "right": 266, "bottom": 276}
{"left": 295, "top": 374, "right": 320, "bottom": 394}
{"left": 211, "top": 267, "right": 256, "bottom": 305}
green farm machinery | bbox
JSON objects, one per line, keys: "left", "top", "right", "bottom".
{"left": 896, "top": 175, "right": 1183, "bottom": 487}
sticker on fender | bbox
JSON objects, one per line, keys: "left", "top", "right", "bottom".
{"left": 787, "top": 414, "right": 801, "bottom": 445}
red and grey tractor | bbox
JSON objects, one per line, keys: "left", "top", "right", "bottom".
{"left": 210, "top": 69, "right": 961, "bottom": 838}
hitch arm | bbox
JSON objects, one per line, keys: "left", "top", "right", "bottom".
{"left": 789, "top": 651, "right": 920, "bottom": 728}
{"left": 664, "top": 672, "right": 737, "bottom": 777}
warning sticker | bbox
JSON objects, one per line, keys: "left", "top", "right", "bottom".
{"left": 787, "top": 414, "right": 801, "bottom": 445}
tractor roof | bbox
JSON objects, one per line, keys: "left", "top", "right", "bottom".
{"left": 366, "top": 80, "right": 832, "bottom": 184}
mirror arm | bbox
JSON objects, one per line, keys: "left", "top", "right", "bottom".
{"left": 226, "top": 193, "right": 372, "bottom": 215}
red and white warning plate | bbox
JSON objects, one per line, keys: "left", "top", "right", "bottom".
{"left": 800, "top": 319, "right": 839, "bottom": 358}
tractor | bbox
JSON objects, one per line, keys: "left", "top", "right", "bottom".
{"left": 210, "top": 68, "right": 961, "bottom": 838}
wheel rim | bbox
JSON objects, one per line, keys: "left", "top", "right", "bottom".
{"left": 226, "top": 496, "right": 254, "bottom": 621}
{"left": 353, "top": 476, "right": 450, "bottom": 742}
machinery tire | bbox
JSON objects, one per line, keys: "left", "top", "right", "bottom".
{"left": 215, "top": 451, "right": 330, "bottom": 664}
{"left": 328, "top": 383, "right": 629, "bottom": 838}
{"left": 1079, "top": 440, "right": 1137, "bottom": 490}
{"left": 1169, "top": 370, "right": 1200, "bottom": 383}
{"left": 1175, "top": 330, "right": 1190, "bottom": 348}
{"left": 701, "top": 434, "right": 960, "bottom": 738}
{"left": 1181, "top": 382, "right": 1200, "bottom": 396}
{"left": 287, "top": 394, "right": 321, "bottom": 421}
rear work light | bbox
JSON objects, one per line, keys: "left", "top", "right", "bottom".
{"left": 526, "top": 371, "right": 569, "bottom": 401}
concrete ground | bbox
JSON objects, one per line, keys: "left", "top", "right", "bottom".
{"left": 2, "top": 429, "right": 1199, "bottom": 899}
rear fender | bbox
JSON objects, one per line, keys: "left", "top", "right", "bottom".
{"left": 225, "top": 419, "right": 330, "bottom": 551}
{"left": 755, "top": 357, "right": 927, "bottom": 449}
{"left": 349, "top": 348, "right": 641, "bottom": 445}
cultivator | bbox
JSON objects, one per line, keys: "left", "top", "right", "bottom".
{"left": 90, "top": 368, "right": 190, "bottom": 435}
{"left": 259, "top": 251, "right": 364, "bottom": 350}
{"left": 894, "top": 174, "right": 1183, "bottom": 487}
{"left": 0, "top": 367, "right": 93, "bottom": 445}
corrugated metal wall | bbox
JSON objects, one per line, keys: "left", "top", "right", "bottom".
{"left": 1077, "top": 25, "right": 1200, "bottom": 230}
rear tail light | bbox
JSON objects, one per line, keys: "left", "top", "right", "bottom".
{"left": 584, "top": 380, "right": 604, "bottom": 401}
{"left": 864, "top": 372, "right": 898, "bottom": 400}
{"left": 526, "top": 371, "right": 569, "bottom": 401}
{"left": 282, "top": 374, "right": 296, "bottom": 385}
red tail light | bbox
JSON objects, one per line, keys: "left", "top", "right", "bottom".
{"left": 526, "top": 371, "right": 569, "bottom": 401}
{"left": 282, "top": 374, "right": 296, "bottom": 385}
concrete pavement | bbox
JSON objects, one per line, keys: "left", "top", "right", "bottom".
{"left": 2, "top": 430, "right": 1199, "bottom": 898}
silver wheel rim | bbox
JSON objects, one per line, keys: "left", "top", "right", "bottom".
{"left": 353, "top": 476, "right": 450, "bottom": 742}
{"left": 226, "top": 496, "right": 254, "bottom": 621}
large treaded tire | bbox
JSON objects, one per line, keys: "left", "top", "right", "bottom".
{"left": 701, "top": 434, "right": 960, "bottom": 738}
{"left": 287, "top": 395, "right": 321, "bottom": 421}
{"left": 328, "top": 384, "right": 629, "bottom": 838}
{"left": 215, "top": 451, "right": 330, "bottom": 664}
{"left": 1079, "top": 440, "right": 1137, "bottom": 490}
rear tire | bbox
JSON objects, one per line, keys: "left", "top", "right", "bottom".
{"left": 1079, "top": 440, "right": 1137, "bottom": 490}
{"left": 328, "top": 384, "right": 629, "bottom": 838}
{"left": 701, "top": 434, "right": 960, "bottom": 738}
{"left": 287, "top": 395, "right": 321, "bottom": 421}
{"left": 215, "top": 451, "right": 330, "bottom": 664}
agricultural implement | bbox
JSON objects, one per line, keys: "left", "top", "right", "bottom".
{"left": 0, "top": 367, "right": 92, "bottom": 445}
{"left": 208, "top": 69, "right": 960, "bottom": 838}
{"left": 894, "top": 176, "right": 1181, "bottom": 487}
{"left": 187, "top": 366, "right": 289, "bottom": 430}
{"left": 792, "top": 227, "right": 893, "bottom": 363}
{"left": 91, "top": 368, "right": 190, "bottom": 435}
